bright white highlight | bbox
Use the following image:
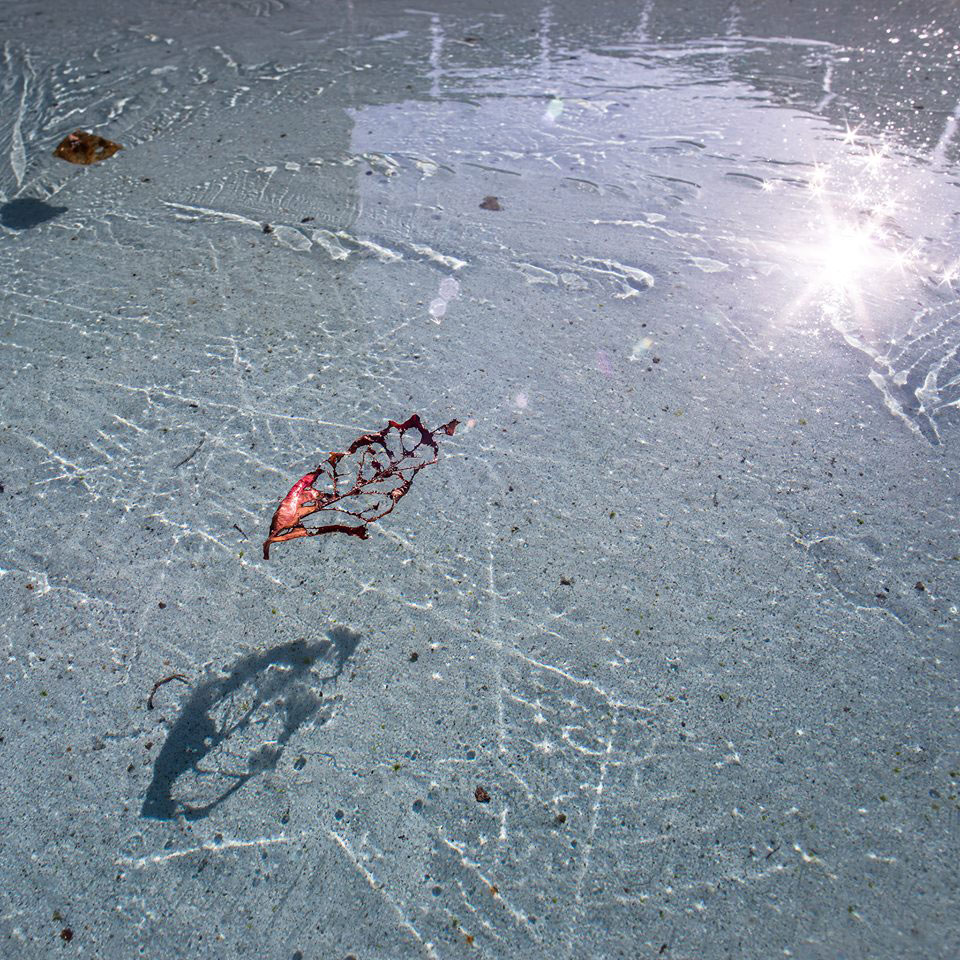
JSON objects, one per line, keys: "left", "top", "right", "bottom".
{"left": 819, "top": 223, "right": 876, "bottom": 292}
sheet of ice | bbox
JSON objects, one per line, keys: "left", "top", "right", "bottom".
{"left": 1, "top": 1, "right": 959, "bottom": 959}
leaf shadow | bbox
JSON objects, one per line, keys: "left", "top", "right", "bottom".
{"left": 0, "top": 197, "right": 68, "bottom": 230}
{"left": 141, "top": 628, "right": 360, "bottom": 821}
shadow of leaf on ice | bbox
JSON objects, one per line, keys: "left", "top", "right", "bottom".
{"left": 141, "top": 628, "right": 360, "bottom": 821}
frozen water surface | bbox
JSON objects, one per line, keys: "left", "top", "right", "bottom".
{"left": 1, "top": 0, "right": 959, "bottom": 957}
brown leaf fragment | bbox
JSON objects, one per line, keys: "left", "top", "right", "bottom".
{"left": 53, "top": 130, "right": 123, "bottom": 165}
{"left": 474, "top": 785, "right": 491, "bottom": 803}
{"left": 264, "top": 414, "right": 459, "bottom": 559}
{"left": 479, "top": 196, "right": 502, "bottom": 211}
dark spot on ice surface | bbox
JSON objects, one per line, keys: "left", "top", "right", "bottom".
{"left": 300, "top": 216, "right": 314, "bottom": 223}
{"left": 915, "top": 581, "right": 925, "bottom": 591}
{"left": 409, "top": 651, "right": 419, "bottom": 662}
{"left": 60, "top": 928, "right": 73, "bottom": 942}
{"left": 293, "top": 755, "right": 306, "bottom": 770}
{"left": 480, "top": 196, "right": 502, "bottom": 211}
{"left": 262, "top": 223, "right": 273, "bottom": 233}
{"left": 555, "top": 812, "right": 567, "bottom": 825}
{"left": 474, "top": 785, "right": 491, "bottom": 803}
{"left": 559, "top": 576, "right": 574, "bottom": 586}
{"left": 141, "top": 629, "right": 360, "bottom": 820}
{"left": 1, "top": 197, "right": 68, "bottom": 230}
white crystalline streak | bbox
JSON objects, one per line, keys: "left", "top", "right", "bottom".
{"left": 311, "top": 229, "right": 351, "bottom": 260}
{"left": 515, "top": 262, "right": 558, "bottom": 285}
{"left": 690, "top": 256, "right": 729, "bottom": 273}
{"left": 867, "top": 370, "right": 923, "bottom": 438}
{"left": 337, "top": 231, "right": 403, "bottom": 262}
{"left": 580, "top": 257, "right": 654, "bottom": 288}
{"left": 270, "top": 225, "right": 312, "bottom": 251}
{"left": 407, "top": 242, "right": 467, "bottom": 271}
{"left": 161, "top": 200, "right": 260, "bottom": 228}
{"left": 10, "top": 72, "right": 28, "bottom": 187}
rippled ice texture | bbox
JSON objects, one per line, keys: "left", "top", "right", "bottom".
{"left": 1, "top": 1, "right": 959, "bottom": 958}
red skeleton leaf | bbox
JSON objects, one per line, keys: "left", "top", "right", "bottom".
{"left": 263, "top": 414, "right": 459, "bottom": 559}
{"left": 53, "top": 130, "right": 123, "bottom": 165}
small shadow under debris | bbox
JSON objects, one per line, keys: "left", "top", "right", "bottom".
{"left": 141, "top": 629, "right": 360, "bottom": 821}
{"left": 1, "top": 197, "right": 68, "bottom": 230}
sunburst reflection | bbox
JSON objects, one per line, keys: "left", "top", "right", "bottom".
{"left": 778, "top": 129, "right": 933, "bottom": 332}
